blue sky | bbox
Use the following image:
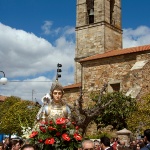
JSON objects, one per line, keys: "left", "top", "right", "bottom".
{"left": 0, "top": 0, "right": 150, "bottom": 103}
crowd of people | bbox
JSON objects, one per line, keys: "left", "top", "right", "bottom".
{"left": 0, "top": 128, "right": 149, "bottom": 150}
{"left": 0, "top": 138, "right": 36, "bottom": 150}
{"left": 81, "top": 129, "right": 150, "bottom": 150}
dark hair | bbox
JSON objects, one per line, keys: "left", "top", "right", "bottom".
{"left": 21, "top": 144, "right": 35, "bottom": 150}
{"left": 144, "top": 129, "right": 150, "bottom": 141}
{"left": 9, "top": 139, "right": 20, "bottom": 150}
{"left": 100, "top": 136, "right": 110, "bottom": 147}
{"left": 19, "top": 139, "right": 24, "bottom": 146}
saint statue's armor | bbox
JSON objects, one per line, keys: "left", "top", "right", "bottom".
{"left": 36, "top": 80, "right": 71, "bottom": 122}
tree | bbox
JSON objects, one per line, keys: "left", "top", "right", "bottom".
{"left": 68, "top": 83, "right": 136, "bottom": 135}
{"left": 0, "top": 98, "right": 39, "bottom": 136}
{"left": 127, "top": 93, "right": 150, "bottom": 134}
{"left": 94, "top": 91, "right": 137, "bottom": 130}
{"left": 68, "top": 83, "right": 112, "bottom": 135}
{"left": 0, "top": 96, "right": 21, "bottom": 122}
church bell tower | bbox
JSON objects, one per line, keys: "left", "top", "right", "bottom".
{"left": 75, "top": 0, "right": 122, "bottom": 83}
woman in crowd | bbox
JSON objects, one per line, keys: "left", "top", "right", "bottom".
{"left": 9, "top": 140, "right": 20, "bottom": 150}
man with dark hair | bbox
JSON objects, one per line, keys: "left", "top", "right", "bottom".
{"left": 141, "top": 129, "right": 150, "bottom": 150}
{"left": 100, "top": 137, "right": 113, "bottom": 150}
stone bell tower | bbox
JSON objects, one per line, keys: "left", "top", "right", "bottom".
{"left": 75, "top": 0, "right": 122, "bottom": 83}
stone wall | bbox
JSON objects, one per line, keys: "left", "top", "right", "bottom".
{"left": 65, "top": 52, "right": 150, "bottom": 108}
{"left": 82, "top": 52, "right": 150, "bottom": 100}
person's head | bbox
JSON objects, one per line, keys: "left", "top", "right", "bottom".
{"left": 136, "top": 142, "right": 145, "bottom": 150}
{"left": 94, "top": 140, "right": 100, "bottom": 150}
{"left": 144, "top": 129, "right": 150, "bottom": 143}
{"left": 21, "top": 144, "right": 35, "bottom": 150}
{"left": 120, "top": 141, "right": 125, "bottom": 147}
{"left": 50, "top": 80, "right": 64, "bottom": 101}
{"left": 52, "top": 89, "right": 63, "bottom": 103}
{"left": 0, "top": 142, "right": 4, "bottom": 150}
{"left": 82, "top": 140, "right": 94, "bottom": 150}
{"left": 19, "top": 139, "right": 24, "bottom": 147}
{"left": 100, "top": 136, "right": 110, "bottom": 150}
{"left": 10, "top": 139, "right": 20, "bottom": 150}
{"left": 4, "top": 138, "right": 9, "bottom": 145}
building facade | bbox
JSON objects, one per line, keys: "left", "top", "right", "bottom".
{"left": 64, "top": 0, "right": 150, "bottom": 106}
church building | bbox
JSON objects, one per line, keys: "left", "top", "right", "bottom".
{"left": 63, "top": 0, "right": 150, "bottom": 104}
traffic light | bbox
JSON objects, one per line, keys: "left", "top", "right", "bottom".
{"left": 56, "top": 63, "right": 62, "bottom": 80}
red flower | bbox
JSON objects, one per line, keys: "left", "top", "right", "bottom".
{"left": 56, "top": 132, "right": 61, "bottom": 136}
{"left": 62, "top": 133, "right": 71, "bottom": 141}
{"left": 62, "top": 125, "right": 66, "bottom": 129}
{"left": 29, "top": 131, "right": 38, "bottom": 138}
{"left": 49, "top": 121, "right": 53, "bottom": 124}
{"left": 75, "top": 126, "right": 79, "bottom": 130}
{"left": 48, "top": 126, "right": 57, "bottom": 131}
{"left": 39, "top": 126, "right": 46, "bottom": 133}
{"left": 72, "top": 121, "right": 76, "bottom": 125}
{"left": 40, "top": 121, "right": 48, "bottom": 125}
{"left": 38, "top": 139, "right": 43, "bottom": 143}
{"left": 45, "top": 138, "right": 55, "bottom": 145}
{"left": 56, "top": 118, "right": 66, "bottom": 124}
{"left": 74, "top": 133, "right": 82, "bottom": 141}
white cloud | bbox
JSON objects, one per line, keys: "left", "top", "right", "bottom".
{"left": 123, "top": 25, "right": 150, "bottom": 48}
{"left": 0, "top": 23, "right": 75, "bottom": 102}
{"left": 41, "top": 21, "right": 53, "bottom": 35}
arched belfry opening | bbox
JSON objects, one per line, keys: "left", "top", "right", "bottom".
{"left": 86, "top": 0, "right": 94, "bottom": 24}
{"left": 110, "top": 0, "right": 115, "bottom": 25}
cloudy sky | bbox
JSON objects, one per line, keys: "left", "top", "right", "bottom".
{"left": 0, "top": 0, "right": 150, "bottom": 103}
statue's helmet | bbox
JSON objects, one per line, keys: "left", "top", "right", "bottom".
{"left": 50, "top": 80, "right": 64, "bottom": 99}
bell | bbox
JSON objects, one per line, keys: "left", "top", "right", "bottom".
{"left": 89, "top": 8, "right": 94, "bottom": 16}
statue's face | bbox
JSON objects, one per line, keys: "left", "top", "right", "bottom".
{"left": 52, "top": 89, "right": 63, "bottom": 103}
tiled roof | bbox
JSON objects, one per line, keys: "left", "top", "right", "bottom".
{"left": 79, "top": 44, "right": 150, "bottom": 62}
{"left": 0, "top": 95, "right": 7, "bottom": 102}
{"left": 63, "top": 82, "right": 81, "bottom": 90}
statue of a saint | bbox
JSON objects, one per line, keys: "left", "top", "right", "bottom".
{"left": 36, "top": 80, "right": 71, "bottom": 123}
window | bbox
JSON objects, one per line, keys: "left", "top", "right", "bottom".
{"left": 108, "top": 81, "right": 121, "bottom": 92}
{"left": 110, "top": 0, "right": 115, "bottom": 25}
{"left": 110, "top": 83, "right": 120, "bottom": 92}
{"left": 86, "top": 0, "right": 94, "bottom": 24}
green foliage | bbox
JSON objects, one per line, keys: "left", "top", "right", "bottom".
{"left": 0, "top": 97, "right": 39, "bottom": 135}
{"left": 91, "top": 91, "right": 137, "bottom": 130}
{"left": 0, "top": 96, "right": 21, "bottom": 121}
{"left": 127, "top": 93, "right": 150, "bottom": 133}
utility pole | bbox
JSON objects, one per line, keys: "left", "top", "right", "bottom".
{"left": 32, "top": 89, "right": 35, "bottom": 102}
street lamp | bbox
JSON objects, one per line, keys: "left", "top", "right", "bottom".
{"left": 0, "top": 71, "right": 7, "bottom": 85}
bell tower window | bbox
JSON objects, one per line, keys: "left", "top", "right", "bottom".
{"left": 110, "top": 0, "right": 115, "bottom": 25}
{"left": 86, "top": 0, "right": 94, "bottom": 24}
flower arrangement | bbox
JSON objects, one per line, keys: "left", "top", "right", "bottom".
{"left": 28, "top": 118, "right": 82, "bottom": 150}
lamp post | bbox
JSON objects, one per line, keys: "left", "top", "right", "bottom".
{"left": 0, "top": 71, "right": 7, "bottom": 85}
